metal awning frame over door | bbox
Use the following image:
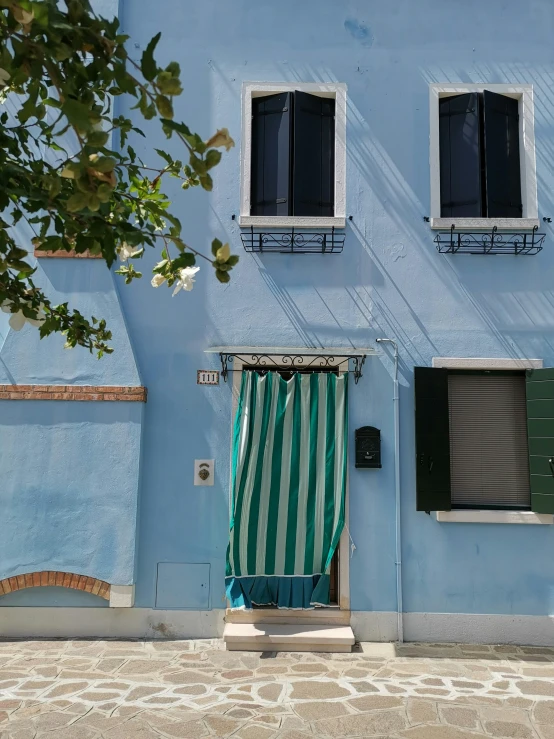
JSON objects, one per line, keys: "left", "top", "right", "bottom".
{"left": 205, "top": 346, "right": 377, "bottom": 384}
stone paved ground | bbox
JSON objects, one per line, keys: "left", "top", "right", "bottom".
{"left": 1, "top": 640, "right": 554, "bottom": 738}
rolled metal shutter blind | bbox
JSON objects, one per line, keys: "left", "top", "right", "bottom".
{"left": 448, "top": 374, "right": 530, "bottom": 508}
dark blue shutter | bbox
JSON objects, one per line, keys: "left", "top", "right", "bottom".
{"left": 250, "top": 92, "right": 292, "bottom": 217}
{"left": 414, "top": 367, "right": 452, "bottom": 512}
{"left": 292, "top": 91, "right": 335, "bottom": 217}
{"left": 483, "top": 90, "right": 522, "bottom": 218}
{"left": 439, "top": 93, "right": 482, "bottom": 218}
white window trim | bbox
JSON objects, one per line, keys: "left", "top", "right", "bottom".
{"left": 429, "top": 83, "right": 538, "bottom": 231}
{"left": 432, "top": 357, "right": 543, "bottom": 370}
{"left": 431, "top": 356, "right": 546, "bottom": 524}
{"left": 436, "top": 510, "right": 553, "bottom": 525}
{"left": 239, "top": 82, "right": 347, "bottom": 228}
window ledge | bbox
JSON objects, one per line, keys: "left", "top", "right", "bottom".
{"left": 239, "top": 215, "right": 346, "bottom": 228}
{"left": 435, "top": 510, "right": 553, "bottom": 525}
{"left": 432, "top": 357, "right": 543, "bottom": 370}
{"left": 430, "top": 218, "right": 540, "bottom": 231}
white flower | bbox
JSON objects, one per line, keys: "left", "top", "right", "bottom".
{"left": 8, "top": 311, "right": 26, "bottom": 331}
{"left": 1, "top": 300, "right": 44, "bottom": 331}
{"left": 117, "top": 242, "right": 142, "bottom": 262}
{"left": 151, "top": 273, "right": 165, "bottom": 288}
{"left": 0, "top": 68, "right": 10, "bottom": 87}
{"left": 172, "top": 266, "right": 200, "bottom": 296}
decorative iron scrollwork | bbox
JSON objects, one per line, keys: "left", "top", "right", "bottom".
{"left": 435, "top": 225, "right": 544, "bottom": 255}
{"left": 218, "top": 352, "right": 365, "bottom": 383}
{"left": 241, "top": 226, "right": 344, "bottom": 254}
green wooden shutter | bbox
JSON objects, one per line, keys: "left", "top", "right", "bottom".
{"left": 414, "top": 367, "right": 451, "bottom": 511}
{"left": 526, "top": 368, "right": 554, "bottom": 514}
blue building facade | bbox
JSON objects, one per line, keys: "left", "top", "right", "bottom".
{"left": 1, "top": 0, "right": 554, "bottom": 645}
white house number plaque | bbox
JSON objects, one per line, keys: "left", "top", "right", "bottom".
{"left": 197, "top": 370, "right": 219, "bottom": 386}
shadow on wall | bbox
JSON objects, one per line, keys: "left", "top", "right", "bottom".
{"left": 110, "top": 57, "right": 232, "bottom": 611}
{"left": 242, "top": 60, "right": 554, "bottom": 378}
{"left": 421, "top": 65, "right": 554, "bottom": 364}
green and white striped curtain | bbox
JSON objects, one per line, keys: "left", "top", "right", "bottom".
{"left": 226, "top": 371, "right": 348, "bottom": 609}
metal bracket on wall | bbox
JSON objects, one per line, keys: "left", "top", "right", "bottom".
{"left": 435, "top": 225, "right": 545, "bottom": 255}
{"left": 218, "top": 352, "right": 366, "bottom": 384}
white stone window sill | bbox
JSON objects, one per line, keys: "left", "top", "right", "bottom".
{"left": 435, "top": 510, "right": 553, "bottom": 525}
{"left": 239, "top": 215, "right": 346, "bottom": 229}
{"left": 430, "top": 218, "right": 540, "bottom": 231}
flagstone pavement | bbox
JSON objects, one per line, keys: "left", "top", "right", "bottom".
{"left": 1, "top": 639, "right": 554, "bottom": 739}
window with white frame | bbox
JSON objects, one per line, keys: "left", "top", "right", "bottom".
{"left": 429, "top": 84, "right": 538, "bottom": 230}
{"left": 239, "top": 83, "right": 346, "bottom": 228}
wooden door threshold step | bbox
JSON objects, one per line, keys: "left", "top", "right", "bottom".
{"left": 223, "top": 622, "right": 355, "bottom": 652}
{"left": 225, "top": 607, "right": 351, "bottom": 626}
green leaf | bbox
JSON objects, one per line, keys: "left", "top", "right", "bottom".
{"left": 11, "top": 260, "right": 34, "bottom": 274}
{"left": 144, "top": 102, "right": 156, "bottom": 120}
{"left": 205, "top": 149, "right": 222, "bottom": 170}
{"left": 156, "top": 72, "right": 182, "bottom": 96}
{"left": 155, "top": 95, "right": 174, "bottom": 119}
{"left": 96, "top": 183, "right": 113, "bottom": 203}
{"left": 66, "top": 192, "right": 89, "bottom": 212}
{"left": 172, "top": 252, "right": 196, "bottom": 269}
{"left": 166, "top": 61, "right": 180, "bottom": 76}
{"left": 215, "top": 269, "right": 231, "bottom": 284}
{"left": 199, "top": 173, "right": 213, "bottom": 191}
{"left": 211, "top": 238, "right": 223, "bottom": 257}
{"left": 18, "top": 96, "right": 38, "bottom": 124}
{"left": 155, "top": 148, "right": 173, "bottom": 165}
{"left": 62, "top": 98, "right": 93, "bottom": 132}
{"left": 87, "top": 195, "right": 101, "bottom": 212}
{"left": 190, "top": 154, "right": 207, "bottom": 175}
{"left": 160, "top": 118, "right": 192, "bottom": 137}
{"left": 88, "top": 130, "right": 110, "bottom": 147}
{"left": 93, "top": 157, "right": 117, "bottom": 173}
{"left": 141, "top": 32, "right": 161, "bottom": 82}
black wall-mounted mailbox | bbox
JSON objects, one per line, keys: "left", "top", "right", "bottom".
{"left": 355, "top": 426, "right": 381, "bottom": 468}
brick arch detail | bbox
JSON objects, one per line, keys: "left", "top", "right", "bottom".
{"left": 0, "top": 572, "right": 110, "bottom": 600}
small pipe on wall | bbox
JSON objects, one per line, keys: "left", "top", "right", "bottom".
{"left": 376, "top": 338, "right": 403, "bottom": 643}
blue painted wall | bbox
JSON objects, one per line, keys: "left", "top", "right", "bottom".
{"left": 2, "top": 0, "right": 554, "bottom": 618}
{"left": 116, "top": 0, "right": 554, "bottom": 618}
{"left": 0, "top": 399, "right": 142, "bottom": 597}
{"left": 0, "top": 259, "right": 143, "bottom": 605}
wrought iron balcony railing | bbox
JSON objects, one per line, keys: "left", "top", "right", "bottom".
{"left": 435, "top": 225, "right": 544, "bottom": 255}
{"left": 241, "top": 226, "right": 344, "bottom": 254}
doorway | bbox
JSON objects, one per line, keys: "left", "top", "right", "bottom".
{"left": 228, "top": 360, "right": 349, "bottom": 613}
